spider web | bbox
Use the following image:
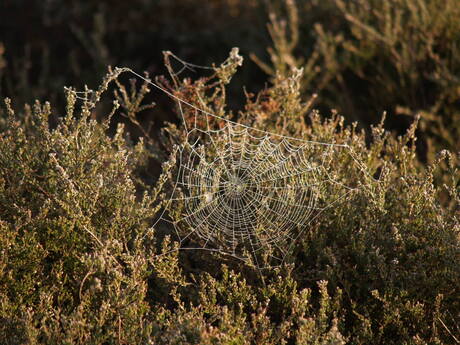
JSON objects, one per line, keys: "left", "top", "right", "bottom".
{"left": 122, "top": 67, "right": 368, "bottom": 269}
{"left": 68, "top": 63, "right": 369, "bottom": 269}
{"left": 167, "top": 117, "right": 367, "bottom": 267}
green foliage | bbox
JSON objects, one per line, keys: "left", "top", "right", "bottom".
{"left": 1, "top": 50, "right": 459, "bottom": 344}
{"left": 255, "top": 0, "right": 460, "bottom": 161}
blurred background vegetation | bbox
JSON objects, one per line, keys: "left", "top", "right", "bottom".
{"left": 1, "top": 0, "right": 459, "bottom": 161}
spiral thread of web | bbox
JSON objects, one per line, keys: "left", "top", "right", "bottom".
{"left": 168, "top": 115, "right": 349, "bottom": 264}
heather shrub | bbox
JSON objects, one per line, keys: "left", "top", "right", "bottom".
{"left": 0, "top": 51, "right": 459, "bottom": 344}
{"left": 254, "top": 0, "right": 460, "bottom": 161}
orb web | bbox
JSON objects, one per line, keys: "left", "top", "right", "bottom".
{"left": 103, "top": 67, "right": 369, "bottom": 268}
{"left": 159, "top": 112, "right": 364, "bottom": 267}
{"left": 171, "top": 124, "right": 322, "bottom": 257}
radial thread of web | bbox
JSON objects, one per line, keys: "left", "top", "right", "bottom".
{"left": 161, "top": 107, "right": 363, "bottom": 268}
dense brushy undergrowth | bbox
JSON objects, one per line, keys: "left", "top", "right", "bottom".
{"left": 1, "top": 50, "right": 459, "bottom": 344}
